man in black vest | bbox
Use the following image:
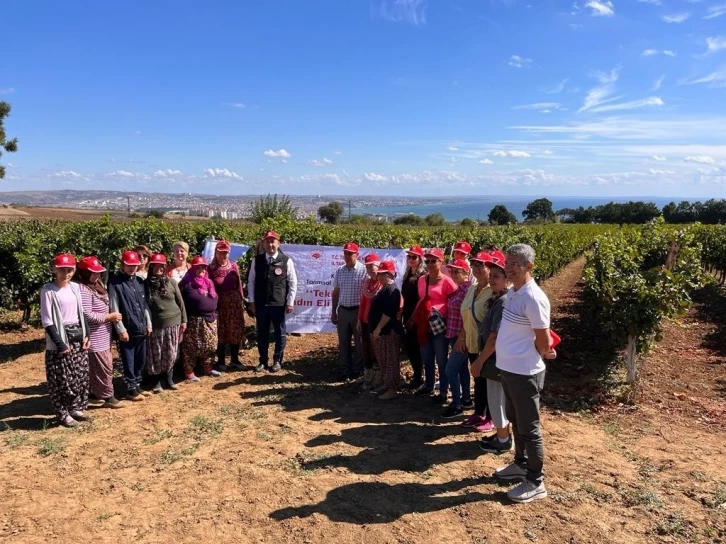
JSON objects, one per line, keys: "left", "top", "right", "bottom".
{"left": 248, "top": 231, "right": 298, "bottom": 372}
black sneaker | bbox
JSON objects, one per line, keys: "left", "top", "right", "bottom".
{"left": 431, "top": 394, "right": 446, "bottom": 405}
{"left": 271, "top": 361, "right": 282, "bottom": 373}
{"left": 462, "top": 399, "right": 474, "bottom": 410}
{"left": 255, "top": 363, "right": 268, "bottom": 372}
{"left": 414, "top": 387, "right": 433, "bottom": 396}
{"left": 441, "top": 405, "right": 464, "bottom": 419}
{"left": 479, "top": 435, "right": 513, "bottom": 454}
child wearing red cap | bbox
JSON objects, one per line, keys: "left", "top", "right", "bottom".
{"left": 108, "top": 250, "right": 153, "bottom": 400}
{"left": 40, "top": 254, "right": 92, "bottom": 427}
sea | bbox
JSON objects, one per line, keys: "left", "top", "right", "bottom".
{"left": 358, "top": 196, "right": 701, "bottom": 222}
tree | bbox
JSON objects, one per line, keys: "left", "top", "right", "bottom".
{"left": 424, "top": 212, "right": 445, "bottom": 226}
{"left": 393, "top": 214, "right": 424, "bottom": 226}
{"left": 460, "top": 217, "right": 477, "bottom": 227}
{"left": 318, "top": 201, "right": 345, "bottom": 224}
{"left": 249, "top": 194, "right": 298, "bottom": 224}
{"left": 0, "top": 102, "right": 19, "bottom": 180}
{"left": 522, "top": 198, "right": 555, "bottom": 223}
{"left": 488, "top": 204, "right": 517, "bottom": 225}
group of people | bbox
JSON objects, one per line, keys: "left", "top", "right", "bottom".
{"left": 331, "top": 240, "right": 556, "bottom": 503}
{"left": 40, "top": 233, "right": 555, "bottom": 504}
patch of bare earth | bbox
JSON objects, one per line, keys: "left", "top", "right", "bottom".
{"left": 1, "top": 259, "right": 724, "bottom": 543}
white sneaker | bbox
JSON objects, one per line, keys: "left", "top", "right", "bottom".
{"left": 494, "top": 462, "right": 527, "bottom": 481}
{"left": 507, "top": 480, "right": 547, "bottom": 503}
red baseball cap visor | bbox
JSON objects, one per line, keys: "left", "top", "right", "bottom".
{"left": 364, "top": 253, "right": 381, "bottom": 266}
{"left": 53, "top": 254, "right": 76, "bottom": 267}
{"left": 377, "top": 261, "right": 396, "bottom": 275}
{"left": 121, "top": 250, "right": 141, "bottom": 266}
{"left": 191, "top": 256, "right": 208, "bottom": 267}
{"left": 263, "top": 231, "right": 280, "bottom": 241}
{"left": 484, "top": 249, "right": 507, "bottom": 270}
{"left": 447, "top": 258, "right": 470, "bottom": 272}
{"left": 343, "top": 242, "right": 359, "bottom": 253}
{"left": 470, "top": 251, "right": 494, "bottom": 264}
{"left": 215, "top": 240, "right": 231, "bottom": 252}
{"left": 78, "top": 256, "right": 105, "bottom": 273}
{"left": 424, "top": 248, "right": 444, "bottom": 260}
{"left": 149, "top": 253, "right": 167, "bottom": 265}
{"left": 453, "top": 241, "right": 472, "bottom": 254}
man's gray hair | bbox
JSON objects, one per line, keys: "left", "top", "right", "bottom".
{"left": 506, "top": 243, "right": 536, "bottom": 265}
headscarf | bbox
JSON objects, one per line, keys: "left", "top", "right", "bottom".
{"left": 72, "top": 267, "right": 107, "bottom": 297}
{"left": 146, "top": 269, "right": 169, "bottom": 297}
{"left": 179, "top": 267, "right": 217, "bottom": 299}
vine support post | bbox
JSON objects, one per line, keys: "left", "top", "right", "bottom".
{"left": 625, "top": 335, "right": 638, "bottom": 384}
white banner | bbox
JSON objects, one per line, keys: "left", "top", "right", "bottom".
{"left": 202, "top": 240, "right": 407, "bottom": 334}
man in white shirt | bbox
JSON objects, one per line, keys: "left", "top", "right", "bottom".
{"left": 331, "top": 242, "right": 367, "bottom": 380}
{"left": 493, "top": 243, "right": 556, "bottom": 504}
{"left": 248, "top": 231, "right": 298, "bottom": 373}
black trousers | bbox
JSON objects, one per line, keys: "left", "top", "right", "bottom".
{"left": 404, "top": 324, "right": 423, "bottom": 384}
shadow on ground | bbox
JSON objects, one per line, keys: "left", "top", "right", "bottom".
{"left": 692, "top": 283, "right": 726, "bottom": 359}
{"left": 0, "top": 338, "right": 44, "bottom": 365}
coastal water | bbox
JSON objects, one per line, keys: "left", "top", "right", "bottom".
{"left": 358, "top": 196, "right": 698, "bottom": 222}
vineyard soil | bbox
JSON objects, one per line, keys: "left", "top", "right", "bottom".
{"left": 1, "top": 259, "right": 725, "bottom": 543}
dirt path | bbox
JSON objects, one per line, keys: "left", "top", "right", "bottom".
{"left": 1, "top": 259, "right": 724, "bottom": 543}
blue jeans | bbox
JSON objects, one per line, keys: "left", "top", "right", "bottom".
{"left": 119, "top": 335, "right": 147, "bottom": 391}
{"left": 445, "top": 338, "right": 473, "bottom": 407}
{"left": 421, "top": 332, "right": 449, "bottom": 394}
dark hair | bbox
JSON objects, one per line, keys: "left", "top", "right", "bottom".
{"left": 71, "top": 267, "right": 107, "bottom": 296}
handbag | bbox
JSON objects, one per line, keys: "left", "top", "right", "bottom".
{"left": 425, "top": 277, "right": 447, "bottom": 336}
{"left": 64, "top": 325, "right": 84, "bottom": 343}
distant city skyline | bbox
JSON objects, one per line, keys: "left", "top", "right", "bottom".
{"left": 2, "top": 1, "right": 726, "bottom": 197}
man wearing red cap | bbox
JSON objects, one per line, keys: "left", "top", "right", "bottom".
{"left": 108, "top": 250, "right": 153, "bottom": 400}
{"left": 248, "top": 230, "right": 298, "bottom": 372}
{"left": 331, "top": 242, "right": 367, "bottom": 380}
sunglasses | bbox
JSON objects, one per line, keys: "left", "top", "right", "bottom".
{"left": 471, "top": 262, "right": 486, "bottom": 268}
{"left": 424, "top": 259, "right": 440, "bottom": 264}
{"left": 407, "top": 255, "right": 419, "bottom": 260}
{"left": 139, "top": 254, "right": 149, "bottom": 259}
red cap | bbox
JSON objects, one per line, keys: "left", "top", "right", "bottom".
{"left": 263, "top": 231, "right": 280, "bottom": 241}
{"left": 121, "top": 250, "right": 141, "bottom": 266}
{"left": 470, "top": 251, "right": 495, "bottom": 264}
{"left": 190, "top": 256, "right": 208, "bottom": 267}
{"left": 78, "top": 256, "right": 105, "bottom": 273}
{"left": 407, "top": 245, "right": 424, "bottom": 258}
{"left": 364, "top": 253, "right": 381, "bottom": 266}
{"left": 447, "top": 258, "right": 471, "bottom": 272}
{"left": 424, "top": 248, "right": 444, "bottom": 261}
{"left": 343, "top": 242, "right": 359, "bottom": 253}
{"left": 215, "top": 240, "right": 231, "bottom": 252}
{"left": 484, "top": 249, "right": 507, "bottom": 270}
{"left": 377, "top": 261, "right": 396, "bottom": 275}
{"left": 149, "top": 253, "right": 167, "bottom": 265}
{"left": 453, "top": 241, "right": 472, "bottom": 255}
{"left": 550, "top": 330, "right": 561, "bottom": 349}
{"left": 53, "top": 253, "right": 76, "bottom": 267}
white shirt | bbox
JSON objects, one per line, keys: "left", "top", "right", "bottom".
{"left": 495, "top": 278, "right": 551, "bottom": 376}
{"left": 247, "top": 250, "right": 298, "bottom": 306}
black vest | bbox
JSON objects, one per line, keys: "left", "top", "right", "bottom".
{"left": 254, "top": 252, "right": 289, "bottom": 306}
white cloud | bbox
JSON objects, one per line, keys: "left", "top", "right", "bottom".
{"left": 492, "top": 150, "right": 531, "bottom": 158}
{"left": 704, "top": 4, "right": 726, "bottom": 19}
{"left": 52, "top": 171, "right": 82, "bottom": 178}
{"left": 512, "top": 102, "right": 563, "bottom": 111}
{"left": 479, "top": 159, "right": 494, "bottom": 164}
{"left": 545, "top": 78, "right": 569, "bottom": 94}
{"left": 0, "top": 87, "right": 14, "bottom": 94}
{"left": 226, "top": 103, "right": 246, "bottom": 108}
{"left": 374, "top": 0, "right": 427, "bottom": 26}
{"left": 652, "top": 155, "right": 667, "bottom": 161}
{"left": 543, "top": 150, "right": 554, "bottom": 155}
{"left": 662, "top": 13, "right": 690, "bottom": 23}
{"left": 705, "top": 36, "right": 726, "bottom": 55}
{"left": 663, "top": 50, "right": 676, "bottom": 57}
{"left": 309, "top": 158, "right": 333, "bottom": 167}
{"left": 447, "top": 146, "right": 459, "bottom": 151}
{"left": 684, "top": 155, "right": 715, "bottom": 164}
{"left": 680, "top": 65, "right": 726, "bottom": 88}
{"left": 263, "top": 149, "right": 292, "bottom": 159}
{"left": 589, "top": 96, "right": 664, "bottom": 113}
{"left": 204, "top": 168, "right": 241, "bottom": 179}
{"left": 649, "top": 168, "right": 675, "bottom": 175}
{"left": 653, "top": 75, "right": 665, "bottom": 91}
{"left": 508, "top": 55, "right": 532, "bottom": 68}
{"left": 579, "top": 67, "right": 620, "bottom": 113}
{"left": 106, "top": 170, "right": 136, "bottom": 178}
{"left": 363, "top": 172, "right": 389, "bottom": 182}
{"left": 153, "top": 169, "right": 182, "bottom": 177}
{"left": 333, "top": 150, "right": 343, "bottom": 155}
{"left": 585, "top": 1, "right": 615, "bottom": 17}
{"left": 642, "top": 49, "right": 658, "bottom": 57}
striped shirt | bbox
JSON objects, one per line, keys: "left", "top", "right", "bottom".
{"left": 495, "top": 279, "right": 551, "bottom": 376}
{"left": 333, "top": 261, "right": 367, "bottom": 307}
{"left": 78, "top": 283, "right": 112, "bottom": 352}
{"left": 445, "top": 280, "right": 472, "bottom": 339}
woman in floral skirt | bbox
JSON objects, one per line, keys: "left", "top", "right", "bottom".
{"left": 208, "top": 240, "right": 245, "bottom": 371}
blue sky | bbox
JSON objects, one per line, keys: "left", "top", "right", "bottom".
{"left": 2, "top": 0, "right": 726, "bottom": 197}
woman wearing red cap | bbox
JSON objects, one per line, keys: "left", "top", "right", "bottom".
{"left": 208, "top": 240, "right": 245, "bottom": 372}
{"left": 401, "top": 246, "right": 425, "bottom": 390}
{"left": 40, "top": 254, "right": 91, "bottom": 427}
{"left": 369, "top": 261, "right": 404, "bottom": 400}
{"left": 109, "top": 250, "right": 153, "bottom": 401}
{"left": 73, "top": 256, "right": 124, "bottom": 409}
{"left": 357, "top": 253, "right": 382, "bottom": 390}
{"left": 145, "top": 253, "right": 187, "bottom": 392}
{"left": 179, "top": 256, "right": 221, "bottom": 381}
{"left": 412, "top": 248, "right": 458, "bottom": 397}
